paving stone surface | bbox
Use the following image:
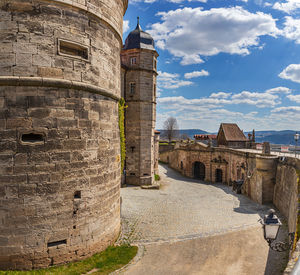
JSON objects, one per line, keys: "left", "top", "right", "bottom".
{"left": 120, "top": 164, "right": 272, "bottom": 245}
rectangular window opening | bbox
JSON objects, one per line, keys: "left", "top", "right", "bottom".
{"left": 130, "top": 173, "right": 135, "bottom": 176}
{"left": 47, "top": 239, "right": 67, "bottom": 248}
{"left": 130, "top": 57, "right": 137, "bottom": 65}
{"left": 21, "top": 133, "right": 44, "bottom": 143}
{"left": 58, "top": 39, "right": 88, "bottom": 60}
{"left": 74, "top": 191, "right": 81, "bottom": 199}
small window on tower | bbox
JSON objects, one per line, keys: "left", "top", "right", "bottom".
{"left": 130, "top": 57, "right": 137, "bottom": 65}
{"left": 58, "top": 39, "right": 89, "bottom": 60}
{"left": 130, "top": 82, "right": 136, "bottom": 95}
{"left": 154, "top": 84, "right": 156, "bottom": 98}
{"left": 154, "top": 58, "right": 157, "bottom": 70}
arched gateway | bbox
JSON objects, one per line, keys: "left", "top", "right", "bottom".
{"left": 215, "top": 169, "right": 223, "bottom": 183}
{"left": 193, "top": 162, "right": 205, "bottom": 180}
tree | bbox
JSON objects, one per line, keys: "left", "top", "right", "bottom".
{"left": 163, "top": 117, "right": 179, "bottom": 143}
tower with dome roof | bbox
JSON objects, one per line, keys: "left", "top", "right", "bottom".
{"left": 121, "top": 18, "right": 159, "bottom": 186}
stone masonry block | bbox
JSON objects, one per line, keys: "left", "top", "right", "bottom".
{"left": 37, "top": 67, "right": 63, "bottom": 78}
{"left": 13, "top": 43, "right": 37, "bottom": 54}
{"left": 32, "top": 55, "right": 51, "bottom": 67}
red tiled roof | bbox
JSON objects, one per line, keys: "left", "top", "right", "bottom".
{"left": 218, "top": 123, "right": 247, "bottom": 141}
{"left": 194, "top": 134, "right": 217, "bottom": 140}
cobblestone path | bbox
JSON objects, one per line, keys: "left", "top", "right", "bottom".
{"left": 116, "top": 164, "right": 288, "bottom": 275}
{"left": 120, "top": 164, "right": 270, "bottom": 245}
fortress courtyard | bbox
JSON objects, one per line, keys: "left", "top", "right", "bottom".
{"left": 118, "top": 164, "right": 288, "bottom": 275}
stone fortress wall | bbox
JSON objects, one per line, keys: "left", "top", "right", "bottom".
{"left": 160, "top": 143, "right": 299, "bottom": 237}
{"left": 0, "top": 0, "right": 127, "bottom": 270}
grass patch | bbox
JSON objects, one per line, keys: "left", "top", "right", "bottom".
{"left": 154, "top": 174, "right": 160, "bottom": 181}
{"left": 0, "top": 245, "right": 138, "bottom": 275}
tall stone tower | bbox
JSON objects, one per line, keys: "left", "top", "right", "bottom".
{"left": 121, "top": 19, "right": 158, "bottom": 186}
{"left": 0, "top": 0, "right": 127, "bottom": 270}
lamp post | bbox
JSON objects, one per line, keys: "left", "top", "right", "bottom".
{"left": 261, "top": 209, "right": 295, "bottom": 252}
{"left": 294, "top": 132, "right": 299, "bottom": 158}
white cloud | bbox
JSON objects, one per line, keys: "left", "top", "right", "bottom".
{"left": 123, "top": 20, "right": 130, "bottom": 33}
{"left": 130, "top": 0, "right": 206, "bottom": 3}
{"left": 273, "top": 0, "right": 300, "bottom": 14}
{"left": 282, "top": 16, "right": 300, "bottom": 44}
{"left": 148, "top": 6, "right": 279, "bottom": 65}
{"left": 231, "top": 90, "right": 279, "bottom": 107}
{"left": 157, "top": 88, "right": 280, "bottom": 109}
{"left": 266, "top": 87, "right": 291, "bottom": 94}
{"left": 158, "top": 71, "right": 193, "bottom": 90}
{"left": 271, "top": 106, "right": 300, "bottom": 113}
{"left": 279, "top": 64, "right": 300, "bottom": 83}
{"left": 184, "top": 70, "right": 209, "bottom": 79}
{"left": 210, "top": 92, "right": 232, "bottom": 99}
{"left": 287, "top": 94, "right": 300, "bottom": 103}
{"left": 169, "top": 0, "right": 207, "bottom": 2}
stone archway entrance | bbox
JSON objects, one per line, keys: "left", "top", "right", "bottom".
{"left": 215, "top": 169, "right": 223, "bottom": 183}
{"left": 193, "top": 162, "right": 205, "bottom": 180}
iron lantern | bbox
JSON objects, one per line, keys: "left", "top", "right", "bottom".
{"left": 261, "top": 209, "right": 294, "bottom": 252}
{"left": 262, "top": 209, "right": 281, "bottom": 242}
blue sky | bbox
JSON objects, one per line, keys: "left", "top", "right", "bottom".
{"left": 123, "top": 0, "right": 300, "bottom": 132}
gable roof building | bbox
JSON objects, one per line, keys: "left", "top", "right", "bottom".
{"left": 217, "top": 123, "right": 248, "bottom": 148}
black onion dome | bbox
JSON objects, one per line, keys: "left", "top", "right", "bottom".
{"left": 124, "top": 18, "right": 155, "bottom": 51}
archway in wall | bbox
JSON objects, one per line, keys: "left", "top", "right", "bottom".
{"left": 194, "top": 162, "right": 205, "bottom": 180}
{"left": 215, "top": 169, "right": 223, "bottom": 183}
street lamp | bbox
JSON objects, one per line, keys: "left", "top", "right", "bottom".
{"left": 294, "top": 132, "right": 299, "bottom": 157}
{"left": 261, "top": 209, "right": 295, "bottom": 252}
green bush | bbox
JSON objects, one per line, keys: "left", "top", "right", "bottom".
{"left": 155, "top": 174, "right": 160, "bottom": 181}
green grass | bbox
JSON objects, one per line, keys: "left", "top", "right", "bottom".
{"left": 0, "top": 245, "right": 138, "bottom": 275}
{"left": 154, "top": 174, "right": 160, "bottom": 181}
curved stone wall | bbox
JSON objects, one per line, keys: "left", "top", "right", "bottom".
{"left": 0, "top": 0, "right": 126, "bottom": 270}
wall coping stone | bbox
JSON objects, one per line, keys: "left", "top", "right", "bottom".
{"left": 0, "top": 76, "right": 120, "bottom": 101}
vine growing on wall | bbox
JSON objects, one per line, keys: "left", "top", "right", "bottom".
{"left": 119, "top": 98, "right": 126, "bottom": 173}
{"left": 295, "top": 169, "right": 300, "bottom": 249}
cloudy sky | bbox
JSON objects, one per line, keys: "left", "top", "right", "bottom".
{"left": 123, "top": 0, "right": 300, "bottom": 132}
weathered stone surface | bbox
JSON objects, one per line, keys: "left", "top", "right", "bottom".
{"left": 0, "top": 0, "right": 126, "bottom": 270}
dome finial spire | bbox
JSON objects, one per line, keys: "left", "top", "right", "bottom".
{"left": 135, "top": 16, "right": 142, "bottom": 31}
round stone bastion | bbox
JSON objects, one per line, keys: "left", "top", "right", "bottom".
{"left": 0, "top": 0, "right": 128, "bottom": 270}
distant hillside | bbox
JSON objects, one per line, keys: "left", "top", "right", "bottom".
{"left": 249, "top": 130, "right": 299, "bottom": 145}
{"left": 158, "top": 129, "right": 300, "bottom": 145}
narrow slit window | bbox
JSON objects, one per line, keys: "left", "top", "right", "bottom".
{"left": 58, "top": 39, "right": 88, "bottom": 60}
{"left": 130, "top": 82, "right": 136, "bottom": 95}
{"left": 130, "top": 172, "right": 135, "bottom": 176}
{"left": 47, "top": 239, "right": 67, "bottom": 247}
{"left": 21, "top": 133, "right": 44, "bottom": 143}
